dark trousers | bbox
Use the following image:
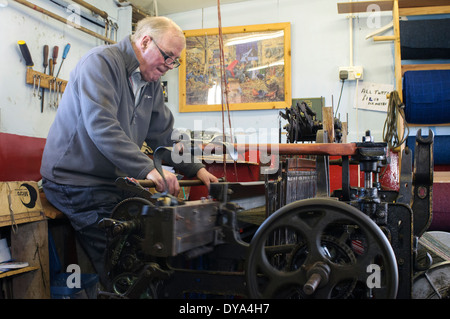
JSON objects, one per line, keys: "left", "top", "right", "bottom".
{"left": 42, "top": 178, "right": 130, "bottom": 287}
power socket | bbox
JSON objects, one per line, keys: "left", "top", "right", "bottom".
{"left": 338, "top": 66, "right": 363, "bottom": 81}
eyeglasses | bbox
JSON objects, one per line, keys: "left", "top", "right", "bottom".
{"left": 151, "top": 37, "right": 181, "bottom": 68}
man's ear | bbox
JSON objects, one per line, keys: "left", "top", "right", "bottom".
{"left": 140, "top": 35, "right": 151, "bottom": 51}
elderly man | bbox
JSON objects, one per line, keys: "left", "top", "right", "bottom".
{"left": 41, "top": 17, "right": 218, "bottom": 285}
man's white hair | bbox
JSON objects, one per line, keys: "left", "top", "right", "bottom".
{"left": 131, "top": 16, "right": 185, "bottom": 45}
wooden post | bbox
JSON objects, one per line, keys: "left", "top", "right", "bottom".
{"left": 10, "top": 220, "right": 50, "bottom": 298}
{"left": 393, "top": 0, "right": 405, "bottom": 167}
{"left": 341, "top": 121, "right": 348, "bottom": 143}
{"left": 322, "top": 106, "right": 335, "bottom": 143}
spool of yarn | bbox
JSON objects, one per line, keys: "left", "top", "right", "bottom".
{"left": 407, "top": 134, "right": 450, "bottom": 165}
{"left": 403, "top": 70, "right": 450, "bottom": 124}
{"left": 400, "top": 19, "right": 450, "bottom": 60}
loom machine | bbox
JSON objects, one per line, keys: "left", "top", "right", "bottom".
{"left": 97, "top": 127, "right": 449, "bottom": 299}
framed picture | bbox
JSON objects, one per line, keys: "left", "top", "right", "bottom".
{"left": 179, "top": 22, "right": 291, "bottom": 112}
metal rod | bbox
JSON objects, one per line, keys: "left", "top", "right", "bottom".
{"left": 136, "top": 177, "right": 229, "bottom": 188}
{"left": 50, "top": 0, "right": 106, "bottom": 28}
{"left": 71, "top": 0, "right": 108, "bottom": 20}
{"left": 137, "top": 179, "right": 206, "bottom": 188}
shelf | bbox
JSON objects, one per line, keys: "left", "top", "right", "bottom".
{"left": 435, "top": 171, "right": 450, "bottom": 183}
{"left": 0, "top": 212, "right": 45, "bottom": 228}
{"left": 402, "top": 63, "right": 450, "bottom": 75}
{"left": 0, "top": 266, "right": 38, "bottom": 279}
{"left": 408, "top": 123, "right": 450, "bottom": 127}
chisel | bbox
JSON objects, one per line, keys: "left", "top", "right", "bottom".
{"left": 41, "top": 45, "right": 49, "bottom": 113}
{"left": 17, "top": 40, "right": 34, "bottom": 68}
{"left": 55, "top": 43, "right": 70, "bottom": 79}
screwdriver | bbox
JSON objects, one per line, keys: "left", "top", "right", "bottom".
{"left": 43, "top": 45, "right": 49, "bottom": 74}
{"left": 17, "top": 40, "right": 34, "bottom": 68}
{"left": 55, "top": 43, "right": 70, "bottom": 79}
{"left": 52, "top": 46, "right": 59, "bottom": 76}
{"left": 41, "top": 45, "right": 49, "bottom": 113}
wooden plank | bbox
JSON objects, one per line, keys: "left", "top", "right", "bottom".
{"left": 393, "top": 0, "right": 402, "bottom": 97}
{"left": 398, "top": 0, "right": 450, "bottom": 9}
{"left": 322, "top": 106, "right": 335, "bottom": 144}
{"left": 337, "top": 0, "right": 449, "bottom": 14}
{"left": 10, "top": 220, "right": 50, "bottom": 298}
{"left": 0, "top": 213, "right": 44, "bottom": 227}
{"left": 400, "top": 5, "right": 450, "bottom": 15}
{"left": 409, "top": 123, "right": 450, "bottom": 127}
{"left": 338, "top": 0, "right": 393, "bottom": 14}
{"left": 341, "top": 122, "right": 348, "bottom": 143}
{"left": 0, "top": 266, "right": 39, "bottom": 279}
{"left": 26, "top": 68, "right": 67, "bottom": 92}
{"left": 230, "top": 143, "right": 358, "bottom": 156}
{"left": 402, "top": 63, "right": 450, "bottom": 75}
{"left": 14, "top": 0, "right": 115, "bottom": 44}
{"left": 434, "top": 171, "right": 450, "bottom": 183}
{"left": 40, "top": 191, "right": 65, "bottom": 219}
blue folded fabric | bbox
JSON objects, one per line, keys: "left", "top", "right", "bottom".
{"left": 403, "top": 70, "right": 450, "bottom": 124}
{"left": 400, "top": 19, "right": 450, "bottom": 60}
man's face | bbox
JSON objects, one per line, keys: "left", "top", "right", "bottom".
{"left": 136, "top": 32, "right": 184, "bottom": 82}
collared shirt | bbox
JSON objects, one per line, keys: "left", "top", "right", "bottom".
{"left": 129, "top": 68, "right": 148, "bottom": 106}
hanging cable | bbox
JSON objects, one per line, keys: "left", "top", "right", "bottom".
{"left": 334, "top": 78, "right": 346, "bottom": 117}
{"left": 382, "top": 90, "right": 409, "bottom": 150}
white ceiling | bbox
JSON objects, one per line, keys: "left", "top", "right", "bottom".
{"left": 128, "top": 0, "right": 252, "bottom": 16}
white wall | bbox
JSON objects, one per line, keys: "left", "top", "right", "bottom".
{"left": 3, "top": 0, "right": 445, "bottom": 143}
{"left": 163, "top": 0, "right": 397, "bottom": 144}
{"left": 0, "top": 0, "right": 131, "bottom": 138}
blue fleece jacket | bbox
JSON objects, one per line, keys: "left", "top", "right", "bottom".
{"left": 40, "top": 36, "right": 202, "bottom": 186}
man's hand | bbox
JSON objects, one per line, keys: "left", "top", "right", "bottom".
{"left": 196, "top": 167, "right": 219, "bottom": 190}
{"left": 146, "top": 168, "right": 180, "bottom": 196}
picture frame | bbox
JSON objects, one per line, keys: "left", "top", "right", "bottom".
{"left": 179, "top": 22, "right": 291, "bottom": 112}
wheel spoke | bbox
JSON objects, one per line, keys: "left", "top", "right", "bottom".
{"left": 330, "top": 262, "right": 362, "bottom": 283}
{"left": 261, "top": 269, "right": 307, "bottom": 298}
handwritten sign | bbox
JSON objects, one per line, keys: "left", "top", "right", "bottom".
{"left": 356, "top": 82, "right": 393, "bottom": 112}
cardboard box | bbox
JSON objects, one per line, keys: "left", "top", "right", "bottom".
{"left": 0, "top": 181, "right": 45, "bottom": 227}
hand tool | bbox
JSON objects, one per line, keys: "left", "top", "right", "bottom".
{"left": 55, "top": 43, "right": 70, "bottom": 78}
{"left": 43, "top": 45, "right": 49, "bottom": 74}
{"left": 32, "top": 74, "right": 38, "bottom": 97}
{"left": 55, "top": 81, "right": 62, "bottom": 108}
{"left": 49, "top": 58, "right": 53, "bottom": 75}
{"left": 52, "top": 46, "right": 59, "bottom": 75}
{"left": 36, "top": 75, "right": 42, "bottom": 100}
{"left": 41, "top": 45, "right": 49, "bottom": 112}
{"left": 17, "top": 40, "right": 34, "bottom": 68}
{"left": 49, "top": 59, "right": 54, "bottom": 107}
{"left": 31, "top": 73, "right": 41, "bottom": 99}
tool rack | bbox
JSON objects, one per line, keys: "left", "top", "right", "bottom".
{"left": 25, "top": 68, "right": 67, "bottom": 93}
